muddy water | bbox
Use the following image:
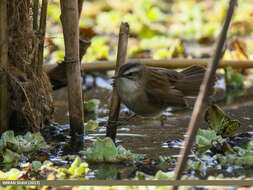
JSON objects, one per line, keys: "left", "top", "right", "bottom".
{"left": 52, "top": 76, "right": 253, "bottom": 160}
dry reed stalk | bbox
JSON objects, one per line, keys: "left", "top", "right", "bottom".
{"left": 173, "top": 0, "right": 237, "bottom": 189}
{"left": 0, "top": 0, "right": 8, "bottom": 132}
{"left": 106, "top": 22, "right": 129, "bottom": 142}
{"left": 60, "top": 0, "right": 84, "bottom": 148}
{"left": 45, "top": 59, "right": 253, "bottom": 73}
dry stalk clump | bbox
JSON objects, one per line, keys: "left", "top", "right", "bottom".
{"left": 1, "top": 0, "right": 54, "bottom": 131}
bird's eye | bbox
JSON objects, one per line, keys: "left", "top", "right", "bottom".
{"left": 123, "top": 72, "right": 136, "bottom": 78}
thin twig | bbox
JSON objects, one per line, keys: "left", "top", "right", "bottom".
{"left": 106, "top": 22, "right": 129, "bottom": 142}
{"left": 32, "top": 0, "right": 39, "bottom": 31}
{"left": 32, "top": 0, "right": 39, "bottom": 72}
{"left": 37, "top": 0, "right": 48, "bottom": 75}
{"left": 173, "top": 0, "right": 237, "bottom": 189}
{"left": 0, "top": 0, "right": 8, "bottom": 132}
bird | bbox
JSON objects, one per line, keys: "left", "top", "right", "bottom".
{"left": 113, "top": 62, "right": 215, "bottom": 117}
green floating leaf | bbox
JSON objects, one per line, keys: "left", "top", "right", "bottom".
{"left": 84, "top": 121, "right": 98, "bottom": 132}
{"left": 83, "top": 99, "right": 100, "bottom": 122}
{"left": 217, "top": 150, "right": 253, "bottom": 167}
{"left": 81, "top": 137, "right": 138, "bottom": 163}
{"left": 3, "top": 149, "right": 19, "bottom": 164}
{"left": 84, "top": 37, "right": 110, "bottom": 61}
{"left": 83, "top": 99, "right": 100, "bottom": 113}
{"left": 187, "top": 160, "right": 205, "bottom": 176}
{"left": 96, "top": 11, "right": 122, "bottom": 34}
{"left": 140, "top": 36, "right": 175, "bottom": 50}
{"left": 116, "top": 145, "right": 134, "bottom": 161}
{"left": 1, "top": 131, "right": 16, "bottom": 147}
{"left": 94, "top": 167, "right": 118, "bottom": 180}
{"left": 196, "top": 129, "right": 218, "bottom": 153}
{"left": 155, "top": 170, "right": 174, "bottom": 180}
{"left": 0, "top": 168, "right": 22, "bottom": 180}
{"left": 147, "top": 7, "right": 165, "bottom": 21}
{"left": 206, "top": 104, "right": 240, "bottom": 137}
{"left": 0, "top": 170, "right": 7, "bottom": 180}
{"left": 154, "top": 48, "right": 172, "bottom": 59}
{"left": 42, "top": 160, "right": 53, "bottom": 167}
{"left": 56, "top": 168, "right": 70, "bottom": 179}
{"left": 47, "top": 3, "right": 61, "bottom": 23}
{"left": 68, "top": 156, "right": 89, "bottom": 178}
{"left": 52, "top": 50, "right": 65, "bottom": 60}
{"left": 32, "top": 161, "right": 42, "bottom": 169}
{"left": 0, "top": 131, "right": 49, "bottom": 154}
{"left": 23, "top": 132, "right": 33, "bottom": 142}
{"left": 122, "top": 14, "right": 142, "bottom": 34}
{"left": 225, "top": 66, "right": 244, "bottom": 88}
{"left": 103, "top": 138, "right": 118, "bottom": 162}
{"left": 69, "top": 156, "right": 82, "bottom": 175}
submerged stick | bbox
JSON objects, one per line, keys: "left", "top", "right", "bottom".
{"left": 106, "top": 22, "right": 129, "bottom": 142}
{"left": 173, "top": 0, "right": 237, "bottom": 188}
{"left": 0, "top": 0, "right": 8, "bottom": 133}
{"left": 60, "top": 0, "right": 84, "bottom": 149}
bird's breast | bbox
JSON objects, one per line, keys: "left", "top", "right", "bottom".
{"left": 115, "top": 78, "right": 140, "bottom": 106}
{"left": 115, "top": 78, "right": 165, "bottom": 116}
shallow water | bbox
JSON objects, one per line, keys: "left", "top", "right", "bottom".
{"left": 52, "top": 76, "right": 253, "bottom": 162}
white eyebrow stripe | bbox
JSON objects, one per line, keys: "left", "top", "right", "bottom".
{"left": 123, "top": 66, "right": 140, "bottom": 75}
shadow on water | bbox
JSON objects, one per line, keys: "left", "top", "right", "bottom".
{"left": 49, "top": 75, "right": 253, "bottom": 179}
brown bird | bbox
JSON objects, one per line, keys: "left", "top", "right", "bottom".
{"left": 113, "top": 63, "right": 215, "bottom": 117}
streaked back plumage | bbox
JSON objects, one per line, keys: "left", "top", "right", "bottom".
{"left": 114, "top": 63, "right": 215, "bottom": 116}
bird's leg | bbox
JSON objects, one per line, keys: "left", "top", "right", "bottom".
{"left": 108, "top": 114, "right": 138, "bottom": 127}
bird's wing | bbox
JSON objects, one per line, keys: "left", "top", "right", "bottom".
{"left": 145, "top": 68, "right": 186, "bottom": 106}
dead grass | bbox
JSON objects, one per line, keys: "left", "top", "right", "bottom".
{"left": 0, "top": 0, "right": 54, "bottom": 131}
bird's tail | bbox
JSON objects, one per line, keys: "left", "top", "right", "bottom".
{"left": 176, "top": 65, "right": 215, "bottom": 96}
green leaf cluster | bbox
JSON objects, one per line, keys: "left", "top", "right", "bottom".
{"left": 56, "top": 157, "right": 89, "bottom": 179}
{"left": 196, "top": 129, "right": 221, "bottom": 154}
{"left": 0, "top": 168, "right": 22, "bottom": 180}
{"left": 0, "top": 131, "right": 49, "bottom": 167}
{"left": 196, "top": 105, "right": 240, "bottom": 153}
{"left": 206, "top": 104, "right": 240, "bottom": 137}
{"left": 80, "top": 137, "right": 140, "bottom": 163}
{"left": 189, "top": 105, "right": 253, "bottom": 175}
{"left": 155, "top": 170, "right": 174, "bottom": 180}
